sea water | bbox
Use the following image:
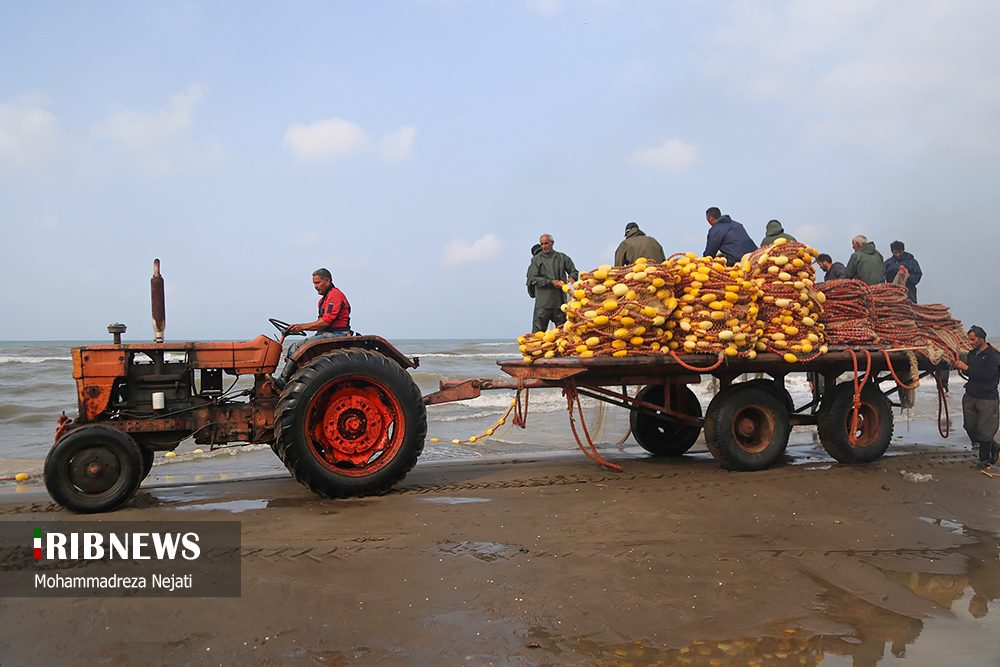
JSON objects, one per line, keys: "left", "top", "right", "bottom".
{"left": 0, "top": 339, "right": 965, "bottom": 475}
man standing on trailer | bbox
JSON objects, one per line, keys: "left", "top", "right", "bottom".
{"left": 526, "top": 234, "right": 578, "bottom": 333}
{"left": 844, "top": 235, "right": 886, "bottom": 285}
{"left": 272, "top": 268, "right": 352, "bottom": 389}
{"left": 703, "top": 207, "right": 756, "bottom": 267}
{"left": 954, "top": 325, "right": 1000, "bottom": 470}
{"left": 615, "top": 222, "right": 666, "bottom": 265}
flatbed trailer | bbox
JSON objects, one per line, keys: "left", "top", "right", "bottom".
{"left": 423, "top": 348, "right": 948, "bottom": 472}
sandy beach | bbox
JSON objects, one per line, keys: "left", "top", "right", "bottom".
{"left": 1, "top": 428, "right": 999, "bottom": 666}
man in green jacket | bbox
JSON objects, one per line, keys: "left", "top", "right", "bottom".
{"left": 615, "top": 222, "right": 665, "bottom": 265}
{"left": 760, "top": 219, "right": 796, "bottom": 247}
{"left": 844, "top": 235, "right": 886, "bottom": 285}
{"left": 526, "top": 234, "right": 579, "bottom": 333}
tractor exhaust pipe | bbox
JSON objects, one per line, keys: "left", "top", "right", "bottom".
{"left": 151, "top": 259, "right": 166, "bottom": 343}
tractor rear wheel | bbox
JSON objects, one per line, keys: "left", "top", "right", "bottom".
{"left": 274, "top": 349, "right": 426, "bottom": 498}
{"left": 629, "top": 385, "right": 702, "bottom": 456}
{"left": 44, "top": 425, "right": 144, "bottom": 513}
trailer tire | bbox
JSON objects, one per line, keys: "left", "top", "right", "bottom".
{"left": 741, "top": 379, "right": 794, "bottom": 414}
{"left": 817, "top": 381, "right": 893, "bottom": 463}
{"left": 274, "top": 349, "right": 426, "bottom": 498}
{"left": 703, "top": 383, "right": 790, "bottom": 471}
{"left": 44, "top": 425, "right": 144, "bottom": 513}
{"left": 629, "top": 385, "right": 702, "bottom": 456}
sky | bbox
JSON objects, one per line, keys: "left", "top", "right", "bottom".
{"left": 1, "top": 0, "right": 999, "bottom": 342}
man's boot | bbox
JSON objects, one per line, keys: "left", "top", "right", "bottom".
{"left": 272, "top": 361, "right": 297, "bottom": 391}
{"left": 991, "top": 440, "right": 1000, "bottom": 466}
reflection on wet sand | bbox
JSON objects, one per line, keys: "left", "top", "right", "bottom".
{"left": 563, "top": 527, "right": 999, "bottom": 666}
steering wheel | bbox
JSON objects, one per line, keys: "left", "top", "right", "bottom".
{"left": 269, "top": 318, "right": 306, "bottom": 338}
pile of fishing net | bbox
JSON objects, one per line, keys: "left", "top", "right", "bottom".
{"left": 664, "top": 252, "right": 762, "bottom": 358}
{"left": 910, "top": 302, "right": 971, "bottom": 364}
{"left": 869, "top": 283, "right": 925, "bottom": 348}
{"left": 815, "top": 279, "right": 879, "bottom": 346}
{"left": 518, "top": 259, "right": 678, "bottom": 359}
{"left": 743, "top": 239, "right": 828, "bottom": 361}
{"left": 517, "top": 241, "right": 829, "bottom": 363}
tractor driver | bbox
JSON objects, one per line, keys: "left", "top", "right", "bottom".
{"left": 272, "top": 268, "right": 352, "bottom": 389}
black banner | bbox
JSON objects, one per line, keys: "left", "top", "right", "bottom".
{"left": 0, "top": 521, "right": 241, "bottom": 597}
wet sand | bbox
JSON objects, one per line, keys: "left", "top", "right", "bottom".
{"left": 2, "top": 429, "right": 999, "bottom": 666}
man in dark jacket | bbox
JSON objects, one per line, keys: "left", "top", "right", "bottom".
{"left": 816, "top": 254, "right": 846, "bottom": 281}
{"left": 526, "top": 234, "right": 578, "bottom": 333}
{"left": 615, "top": 222, "right": 665, "bottom": 265}
{"left": 760, "top": 219, "right": 796, "bottom": 247}
{"left": 883, "top": 240, "right": 922, "bottom": 302}
{"left": 955, "top": 326, "right": 1000, "bottom": 470}
{"left": 844, "top": 235, "right": 886, "bottom": 285}
{"left": 704, "top": 207, "right": 756, "bottom": 266}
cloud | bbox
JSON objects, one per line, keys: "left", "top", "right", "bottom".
{"left": 93, "top": 85, "right": 223, "bottom": 172}
{"left": 440, "top": 233, "right": 506, "bottom": 267}
{"left": 0, "top": 93, "right": 59, "bottom": 173}
{"left": 380, "top": 126, "right": 417, "bottom": 161}
{"left": 526, "top": 0, "right": 564, "bottom": 16}
{"left": 289, "top": 232, "right": 324, "bottom": 250}
{"left": 706, "top": 1, "right": 1000, "bottom": 158}
{"left": 283, "top": 118, "right": 369, "bottom": 162}
{"left": 628, "top": 138, "right": 700, "bottom": 174}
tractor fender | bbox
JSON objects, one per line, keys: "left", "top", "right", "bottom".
{"left": 288, "top": 335, "right": 419, "bottom": 370}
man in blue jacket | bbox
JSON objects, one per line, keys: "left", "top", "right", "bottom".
{"left": 884, "top": 240, "right": 922, "bottom": 302}
{"left": 703, "top": 207, "right": 757, "bottom": 266}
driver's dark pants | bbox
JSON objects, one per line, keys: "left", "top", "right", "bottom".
{"left": 276, "top": 329, "right": 351, "bottom": 384}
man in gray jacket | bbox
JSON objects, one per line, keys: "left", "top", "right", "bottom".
{"left": 844, "top": 235, "right": 886, "bottom": 285}
{"left": 615, "top": 222, "right": 665, "bottom": 265}
{"left": 526, "top": 234, "right": 578, "bottom": 333}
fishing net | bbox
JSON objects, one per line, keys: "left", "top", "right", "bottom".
{"left": 869, "top": 283, "right": 924, "bottom": 348}
{"left": 744, "top": 240, "right": 827, "bottom": 361}
{"left": 816, "top": 279, "right": 879, "bottom": 346}
{"left": 518, "top": 259, "right": 678, "bottom": 359}
{"left": 910, "top": 302, "right": 970, "bottom": 364}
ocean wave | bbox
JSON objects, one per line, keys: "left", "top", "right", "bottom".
{"left": 153, "top": 443, "right": 273, "bottom": 465}
{"left": 416, "top": 352, "right": 513, "bottom": 359}
{"left": 0, "top": 355, "right": 72, "bottom": 364}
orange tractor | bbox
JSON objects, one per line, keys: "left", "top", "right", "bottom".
{"left": 45, "top": 264, "right": 427, "bottom": 513}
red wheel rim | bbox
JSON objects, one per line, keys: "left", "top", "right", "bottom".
{"left": 305, "top": 376, "right": 405, "bottom": 475}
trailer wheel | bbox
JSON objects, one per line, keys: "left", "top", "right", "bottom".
{"left": 274, "top": 349, "right": 426, "bottom": 498}
{"left": 629, "top": 385, "right": 702, "bottom": 456}
{"left": 44, "top": 425, "right": 144, "bottom": 513}
{"left": 703, "top": 383, "right": 790, "bottom": 471}
{"left": 817, "top": 382, "right": 893, "bottom": 463}
{"left": 741, "top": 379, "right": 794, "bottom": 413}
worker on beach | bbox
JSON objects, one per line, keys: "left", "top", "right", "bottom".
{"left": 272, "top": 268, "right": 352, "bottom": 389}
{"left": 815, "top": 254, "right": 846, "bottom": 281}
{"left": 615, "top": 222, "right": 665, "bottom": 266}
{"left": 844, "top": 235, "right": 886, "bottom": 285}
{"left": 703, "top": 207, "right": 756, "bottom": 266}
{"left": 954, "top": 326, "right": 1000, "bottom": 470}
{"left": 526, "top": 234, "right": 578, "bottom": 333}
{"left": 759, "top": 219, "right": 796, "bottom": 247}
{"left": 884, "top": 240, "right": 922, "bottom": 302}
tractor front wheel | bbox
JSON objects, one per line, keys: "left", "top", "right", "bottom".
{"left": 44, "top": 425, "right": 144, "bottom": 513}
{"left": 274, "top": 349, "right": 426, "bottom": 498}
